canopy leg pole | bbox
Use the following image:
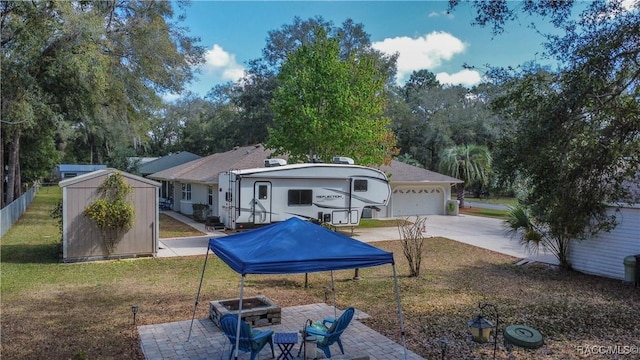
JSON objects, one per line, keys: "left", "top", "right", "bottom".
{"left": 330, "top": 271, "right": 337, "bottom": 319}
{"left": 234, "top": 274, "right": 245, "bottom": 360}
{"left": 187, "top": 250, "right": 210, "bottom": 342}
{"left": 392, "top": 264, "right": 408, "bottom": 360}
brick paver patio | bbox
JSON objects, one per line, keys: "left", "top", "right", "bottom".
{"left": 138, "top": 303, "right": 424, "bottom": 360}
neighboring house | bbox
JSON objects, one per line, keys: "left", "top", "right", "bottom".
{"left": 149, "top": 145, "right": 279, "bottom": 216}
{"left": 58, "top": 169, "right": 160, "bottom": 263}
{"left": 53, "top": 164, "right": 107, "bottom": 180}
{"left": 138, "top": 151, "right": 201, "bottom": 203}
{"left": 377, "top": 160, "right": 463, "bottom": 217}
{"left": 149, "top": 144, "right": 461, "bottom": 218}
{"left": 569, "top": 205, "right": 640, "bottom": 281}
{"left": 569, "top": 179, "right": 640, "bottom": 281}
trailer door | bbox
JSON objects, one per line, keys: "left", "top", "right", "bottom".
{"left": 253, "top": 182, "right": 271, "bottom": 225}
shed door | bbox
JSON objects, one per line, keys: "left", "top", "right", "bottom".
{"left": 253, "top": 182, "right": 271, "bottom": 225}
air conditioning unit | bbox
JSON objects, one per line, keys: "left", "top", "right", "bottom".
{"left": 332, "top": 156, "right": 354, "bottom": 165}
{"left": 264, "top": 159, "right": 287, "bottom": 167}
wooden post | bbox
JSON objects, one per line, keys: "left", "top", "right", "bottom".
{"left": 353, "top": 268, "right": 360, "bottom": 280}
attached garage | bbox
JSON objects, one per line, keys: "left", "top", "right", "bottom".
{"left": 391, "top": 186, "right": 445, "bottom": 216}
{"left": 376, "top": 161, "right": 462, "bottom": 217}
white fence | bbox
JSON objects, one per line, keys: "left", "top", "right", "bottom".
{"left": 0, "top": 186, "right": 39, "bottom": 238}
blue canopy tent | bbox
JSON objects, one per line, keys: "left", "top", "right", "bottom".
{"left": 188, "top": 217, "right": 408, "bottom": 359}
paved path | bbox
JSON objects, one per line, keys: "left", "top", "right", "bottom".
{"left": 138, "top": 303, "right": 423, "bottom": 360}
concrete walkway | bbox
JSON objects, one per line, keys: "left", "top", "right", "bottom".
{"left": 157, "top": 211, "right": 221, "bottom": 257}
{"left": 158, "top": 211, "right": 558, "bottom": 265}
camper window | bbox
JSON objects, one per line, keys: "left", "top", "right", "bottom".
{"left": 288, "top": 189, "right": 312, "bottom": 206}
{"left": 258, "top": 185, "right": 268, "bottom": 199}
{"left": 354, "top": 179, "right": 368, "bottom": 192}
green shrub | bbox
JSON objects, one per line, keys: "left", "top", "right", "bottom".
{"left": 84, "top": 172, "right": 135, "bottom": 253}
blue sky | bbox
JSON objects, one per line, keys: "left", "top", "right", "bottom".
{"left": 176, "top": 1, "right": 558, "bottom": 98}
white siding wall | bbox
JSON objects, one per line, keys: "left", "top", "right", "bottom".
{"left": 569, "top": 206, "right": 640, "bottom": 280}
{"left": 179, "top": 183, "right": 210, "bottom": 216}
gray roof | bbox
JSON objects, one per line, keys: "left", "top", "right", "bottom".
{"left": 139, "top": 152, "right": 201, "bottom": 176}
{"left": 378, "top": 160, "right": 462, "bottom": 183}
{"left": 148, "top": 144, "right": 285, "bottom": 184}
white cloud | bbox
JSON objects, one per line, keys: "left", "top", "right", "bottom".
{"left": 428, "top": 10, "right": 454, "bottom": 18}
{"left": 202, "top": 44, "right": 245, "bottom": 82}
{"left": 372, "top": 31, "right": 467, "bottom": 85}
{"left": 436, "top": 69, "right": 483, "bottom": 88}
{"left": 161, "top": 92, "right": 181, "bottom": 103}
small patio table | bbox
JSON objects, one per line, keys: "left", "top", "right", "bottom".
{"left": 274, "top": 332, "right": 298, "bottom": 360}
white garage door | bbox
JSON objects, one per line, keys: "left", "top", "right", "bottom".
{"left": 392, "top": 187, "right": 444, "bottom": 216}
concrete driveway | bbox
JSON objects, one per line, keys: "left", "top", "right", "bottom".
{"left": 158, "top": 211, "right": 558, "bottom": 265}
{"left": 351, "top": 215, "right": 558, "bottom": 265}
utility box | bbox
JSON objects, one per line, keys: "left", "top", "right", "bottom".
{"left": 446, "top": 200, "right": 460, "bottom": 216}
{"left": 623, "top": 255, "right": 638, "bottom": 283}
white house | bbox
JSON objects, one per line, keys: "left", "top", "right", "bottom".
{"left": 148, "top": 144, "right": 462, "bottom": 218}
{"left": 569, "top": 205, "right": 640, "bottom": 281}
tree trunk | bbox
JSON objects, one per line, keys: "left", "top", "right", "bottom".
{"left": 1, "top": 131, "right": 4, "bottom": 208}
{"left": 5, "top": 128, "right": 20, "bottom": 204}
{"left": 457, "top": 183, "right": 466, "bottom": 209}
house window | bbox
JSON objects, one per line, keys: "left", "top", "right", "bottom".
{"left": 288, "top": 189, "right": 312, "bottom": 206}
{"left": 182, "top": 183, "right": 192, "bottom": 201}
{"left": 208, "top": 186, "right": 214, "bottom": 206}
{"left": 63, "top": 173, "right": 77, "bottom": 179}
{"left": 258, "top": 185, "right": 268, "bottom": 200}
{"left": 354, "top": 180, "right": 368, "bottom": 192}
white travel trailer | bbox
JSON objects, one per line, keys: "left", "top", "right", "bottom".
{"left": 218, "top": 162, "right": 391, "bottom": 230}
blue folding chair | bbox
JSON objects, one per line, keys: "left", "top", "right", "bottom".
{"left": 305, "top": 307, "right": 355, "bottom": 358}
{"left": 219, "top": 314, "right": 274, "bottom": 360}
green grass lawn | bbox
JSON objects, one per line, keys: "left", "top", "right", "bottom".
{"left": 466, "top": 196, "right": 518, "bottom": 207}
{"left": 2, "top": 189, "right": 639, "bottom": 360}
{"left": 459, "top": 207, "right": 509, "bottom": 219}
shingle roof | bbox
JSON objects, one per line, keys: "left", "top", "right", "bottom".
{"left": 378, "top": 160, "right": 462, "bottom": 183}
{"left": 148, "top": 144, "right": 287, "bottom": 184}
{"left": 138, "top": 151, "right": 201, "bottom": 175}
{"left": 148, "top": 146, "right": 459, "bottom": 185}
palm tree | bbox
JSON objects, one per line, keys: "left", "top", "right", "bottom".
{"left": 438, "top": 144, "right": 492, "bottom": 208}
{"left": 504, "top": 204, "right": 572, "bottom": 269}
